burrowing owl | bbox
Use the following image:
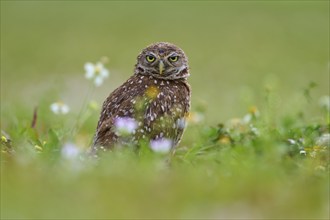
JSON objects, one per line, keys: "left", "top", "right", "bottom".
{"left": 91, "top": 42, "right": 190, "bottom": 154}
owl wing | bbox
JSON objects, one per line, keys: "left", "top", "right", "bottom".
{"left": 167, "top": 82, "right": 190, "bottom": 147}
{"left": 93, "top": 75, "right": 144, "bottom": 147}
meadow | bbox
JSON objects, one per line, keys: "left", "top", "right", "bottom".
{"left": 1, "top": 1, "right": 329, "bottom": 219}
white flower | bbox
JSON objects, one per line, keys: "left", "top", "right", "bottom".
{"left": 287, "top": 139, "right": 296, "bottom": 145}
{"left": 316, "top": 133, "right": 330, "bottom": 147}
{"left": 114, "top": 117, "right": 138, "bottom": 136}
{"left": 242, "top": 114, "right": 252, "bottom": 124}
{"left": 150, "top": 138, "right": 172, "bottom": 153}
{"left": 299, "top": 150, "right": 306, "bottom": 155}
{"left": 61, "top": 142, "right": 81, "bottom": 159}
{"left": 250, "top": 125, "right": 260, "bottom": 136}
{"left": 84, "top": 62, "right": 109, "bottom": 86}
{"left": 242, "top": 106, "right": 260, "bottom": 124}
{"left": 50, "top": 102, "right": 70, "bottom": 114}
{"left": 319, "top": 96, "right": 330, "bottom": 111}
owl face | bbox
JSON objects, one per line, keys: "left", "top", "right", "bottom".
{"left": 135, "top": 42, "right": 189, "bottom": 80}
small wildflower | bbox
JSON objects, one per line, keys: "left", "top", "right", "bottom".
{"left": 187, "top": 111, "right": 204, "bottom": 123}
{"left": 61, "top": 142, "right": 80, "bottom": 159}
{"left": 250, "top": 125, "right": 260, "bottom": 136}
{"left": 50, "top": 102, "right": 70, "bottom": 114}
{"left": 299, "top": 150, "right": 306, "bottom": 155}
{"left": 84, "top": 62, "right": 109, "bottom": 86}
{"left": 218, "top": 136, "right": 231, "bottom": 145}
{"left": 88, "top": 100, "right": 99, "bottom": 111}
{"left": 242, "top": 106, "right": 260, "bottom": 124}
{"left": 114, "top": 117, "right": 138, "bottom": 136}
{"left": 150, "top": 138, "right": 172, "bottom": 153}
{"left": 287, "top": 139, "right": 296, "bottom": 145}
{"left": 319, "top": 95, "right": 330, "bottom": 111}
{"left": 1, "top": 135, "right": 8, "bottom": 143}
{"left": 316, "top": 133, "right": 330, "bottom": 147}
{"left": 249, "top": 106, "right": 260, "bottom": 117}
{"left": 34, "top": 145, "right": 43, "bottom": 152}
{"left": 242, "top": 114, "right": 252, "bottom": 124}
{"left": 1, "top": 133, "right": 12, "bottom": 153}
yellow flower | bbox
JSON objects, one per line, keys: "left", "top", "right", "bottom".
{"left": 218, "top": 136, "right": 231, "bottom": 145}
{"left": 1, "top": 135, "right": 8, "bottom": 143}
{"left": 249, "top": 106, "right": 259, "bottom": 116}
{"left": 34, "top": 145, "right": 43, "bottom": 151}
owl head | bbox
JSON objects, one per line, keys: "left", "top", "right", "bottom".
{"left": 134, "top": 42, "right": 189, "bottom": 80}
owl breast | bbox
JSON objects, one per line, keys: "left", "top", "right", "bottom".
{"left": 135, "top": 75, "right": 190, "bottom": 144}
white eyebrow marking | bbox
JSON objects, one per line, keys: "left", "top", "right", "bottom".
{"left": 167, "top": 51, "right": 179, "bottom": 58}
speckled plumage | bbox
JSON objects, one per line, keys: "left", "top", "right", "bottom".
{"left": 91, "top": 42, "right": 190, "bottom": 153}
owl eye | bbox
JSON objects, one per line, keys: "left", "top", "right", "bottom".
{"left": 146, "top": 55, "right": 156, "bottom": 63}
{"left": 168, "top": 56, "right": 179, "bottom": 62}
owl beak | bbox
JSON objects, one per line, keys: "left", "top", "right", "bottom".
{"left": 159, "top": 60, "right": 165, "bottom": 75}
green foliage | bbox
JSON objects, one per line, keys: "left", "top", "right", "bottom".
{"left": 1, "top": 90, "right": 329, "bottom": 218}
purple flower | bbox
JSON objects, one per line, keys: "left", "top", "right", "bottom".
{"left": 150, "top": 138, "right": 172, "bottom": 153}
{"left": 61, "top": 142, "right": 80, "bottom": 159}
{"left": 114, "top": 117, "right": 138, "bottom": 135}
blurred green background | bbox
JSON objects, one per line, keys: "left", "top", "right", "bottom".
{"left": 1, "top": 1, "right": 328, "bottom": 125}
{"left": 1, "top": 1, "right": 329, "bottom": 219}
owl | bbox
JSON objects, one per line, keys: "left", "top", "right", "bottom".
{"left": 91, "top": 42, "right": 190, "bottom": 154}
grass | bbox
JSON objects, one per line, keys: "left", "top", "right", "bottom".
{"left": 1, "top": 79, "right": 329, "bottom": 219}
{"left": 1, "top": 1, "right": 329, "bottom": 219}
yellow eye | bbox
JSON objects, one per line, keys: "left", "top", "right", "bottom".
{"left": 146, "top": 55, "right": 156, "bottom": 63}
{"left": 169, "top": 56, "right": 179, "bottom": 62}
